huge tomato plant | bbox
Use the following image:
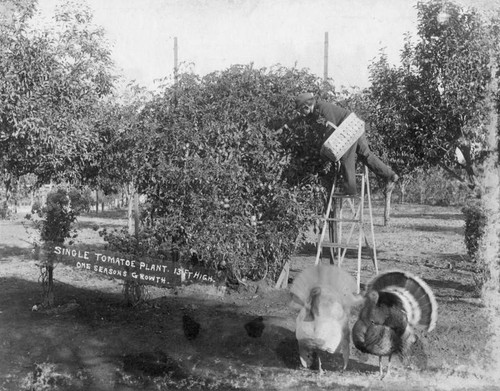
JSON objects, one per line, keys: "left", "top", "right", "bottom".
{"left": 104, "top": 65, "right": 334, "bottom": 282}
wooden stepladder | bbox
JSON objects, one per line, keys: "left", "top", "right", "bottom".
{"left": 315, "top": 164, "right": 379, "bottom": 291}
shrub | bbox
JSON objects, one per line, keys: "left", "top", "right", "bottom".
{"left": 461, "top": 202, "right": 486, "bottom": 259}
{"left": 31, "top": 200, "right": 43, "bottom": 215}
{"left": 100, "top": 222, "right": 178, "bottom": 261}
{"left": 38, "top": 189, "right": 77, "bottom": 244}
{"left": 68, "top": 187, "right": 92, "bottom": 214}
{"left": 0, "top": 203, "right": 12, "bottom": 220}
{"left": 403, "top": 168, "right": 474, "bottom": 206}
{"left": 26, "top": 188, "right": 80, "bottom": 307}
{"left": 103, "top": 65, "right": 332, "bottom": 283}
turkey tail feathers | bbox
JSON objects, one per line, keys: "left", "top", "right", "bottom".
{"left": 367, "top": 271, "right": 438, "bottom": 332}
{"left": 290, "top": 265, "right": 358, "bottom": 309}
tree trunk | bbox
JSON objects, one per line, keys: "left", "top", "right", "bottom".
{"left": 400, "top": 177, "right": 411, "bottom": 204}
{"left": 480, "top": 48, "right": 500, "bottom": 372}
{"left": 457, "top": 144, "right": 476, "bottom": 187}
{"left": 122, "top": 188, "right": 126, "bottom": 208}
{"left": 125, "top": 183, "right": 142, "bottom": 305}
{"left": 4, "top": 173, "right": 11, "bottom": 203}
{"left": 384, "top": 191, "right": 392, "bottom": 226}
{"left": 419, "top": 183, "right": 425, "bottom": 204}
{"left": 45, "top": 263, "right": 55, "bottom": 307}
{"left": 134, "top": 191, "right": 140, "bottom": 237}
{"left": 42, "top": 244, "right": 56, "bottom": 307}
{"left": 127, "top": 184, "right": 141, "bottom": 236}
{"left": 95, "top": 189, "right": 99, "bottom": 214}
{"left": 2, "top": 174, "right": 11, "bottom": 218}
{"left": 127, "top": 185, "right": 134, "bottom": 235}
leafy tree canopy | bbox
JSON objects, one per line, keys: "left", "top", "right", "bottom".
{"left": 0, "top": 0, "right": 116, "bottom": 186}
{"left": 367, "top": 0, "right": 499, "bottom": 187}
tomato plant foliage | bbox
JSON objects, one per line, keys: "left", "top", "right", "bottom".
{"left": 103, "top": 65, "right": 335, "bottom": 281}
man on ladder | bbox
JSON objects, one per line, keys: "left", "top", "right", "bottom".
{"left": 293, "top": 92, "right": 399, "bottom": 195}
{"left": 274, "top": 92, "right": 398, "bottom": 289}
{"left": 285, "top": 93, "right": 399, "bottom": 290}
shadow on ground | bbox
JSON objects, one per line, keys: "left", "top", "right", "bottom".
{"left": 0, "top": 244, "right": 32, "bottom": 258}
{"left": 407, "top": 224, "right": 464, "bottom": 234}
{"left": 391, "top": 213, "right": 463, "bottom": 221}
{"left": 425, "top": 277, "right": 475, "bottom": 293}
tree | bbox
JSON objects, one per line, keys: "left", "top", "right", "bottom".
{"left": 0, "top": 0, "right": 37, "bottom": 27}
{"left": 88, "top": 84, "right": 154, "bottom": 236}
{"left": 0, "top": 0, "right": 116, "bottom": 208}
{"left": 368, "top": 0, "right": 498, "bottom": 190}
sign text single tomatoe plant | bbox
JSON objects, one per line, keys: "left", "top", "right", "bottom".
{"left": 53, "top": 246, "right": 219, "bottom": 287}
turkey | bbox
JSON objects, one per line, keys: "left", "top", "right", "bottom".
{"left": 290, "top": 265, "right": 362, "bottom": 373}
{"left": 352, "top": 270, "right": 438, "bottom": 378}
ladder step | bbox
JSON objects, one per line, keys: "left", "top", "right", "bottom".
{"left": 323, "top": 217, "right": 362, "bottom": 223}
{"left": 319, "top": 217, "right": 369, "bottom": 224}
{"left": 331, "top": 194, "right": 360, "bottom": 198}
{"left": 314, "top": 164, "right": 378, "bottom": 281}
{"left": 320, "top": 243, "right": 366, "bottom": 250}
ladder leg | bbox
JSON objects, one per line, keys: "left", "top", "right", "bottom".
{"left": 328, "top": 200, "right": 337, "bottom": 265}
{"left": 356, "top": 168, "right": 366, "bottom": 292}
{"left": 336, "top": 198, "right": 344, "bottom": 266}
{"left": 365, "top": 165, "right": 379, "bottom": 274}
{"left": 329, "top": 164, "right": 343, "bottom": 265}
{"left": 356, "top": 166, "right": 379, "bottom": 283}
{"left": 339, "top": 200, "right": 361, "bottom": 264}
{"left": 315, "top": 171, "right": 338, "bottom": 265}
{"left": 315, "top": 166, "right": 378, "bottom": 293}
{"left": 315, "top": 163, "right": 377, "bottom": 289}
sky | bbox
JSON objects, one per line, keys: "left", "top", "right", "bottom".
{"left": 32, "top": 0, "right": 451, "bottom": 90}
{"left": 79, "top": 0, "right": 419, "bottom": 89}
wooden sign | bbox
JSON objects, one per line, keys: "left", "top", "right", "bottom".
{"left": 53, "top": 246, "right": 220, "bottom": 288}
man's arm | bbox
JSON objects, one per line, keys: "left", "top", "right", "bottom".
{"left": 267, "top": 115, "right": 303, "bottom": 131}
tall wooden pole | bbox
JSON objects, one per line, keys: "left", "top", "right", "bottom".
{"left": 173, "top": 37, "right": 178, "bottom": 106}
{"left": 174, "top": 37, "right": 178, "bottom": 84}
{"left": 324, "top": 32, "right": 329, "bottom": 82}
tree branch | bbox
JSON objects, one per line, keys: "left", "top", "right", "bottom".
{"left": 437, "top": 162, "right": 465, "bottom": 183}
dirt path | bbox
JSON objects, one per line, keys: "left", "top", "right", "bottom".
{"left": 0, "top": 203, "right": 498, "bottom": 390}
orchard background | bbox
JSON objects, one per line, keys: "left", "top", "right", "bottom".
{"left": 1, "top": 0, "right": 500, "bottom": 390}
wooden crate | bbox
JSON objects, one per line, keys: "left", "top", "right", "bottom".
{"left": 320, "top": 113, "right": 365, "bottom": 162}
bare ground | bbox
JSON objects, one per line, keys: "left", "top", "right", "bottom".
{"left": 0, "top": 202, "right": 499, "bottom": 391}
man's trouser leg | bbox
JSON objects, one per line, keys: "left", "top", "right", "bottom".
{"left": 339, "top": 143, "right": 358, "bottom": 195}
{"left": 356, "top": 134, "right": 394, "bottom": 180}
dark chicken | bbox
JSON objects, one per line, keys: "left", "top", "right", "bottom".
{"left": 244, "top": 316, "right": 265, "bottom": 338}
{"left": 352, "top": 270, "right": 438, "bottom": 377}
{"left": 182, "top": 314, "right": 201, "bottom": 340}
